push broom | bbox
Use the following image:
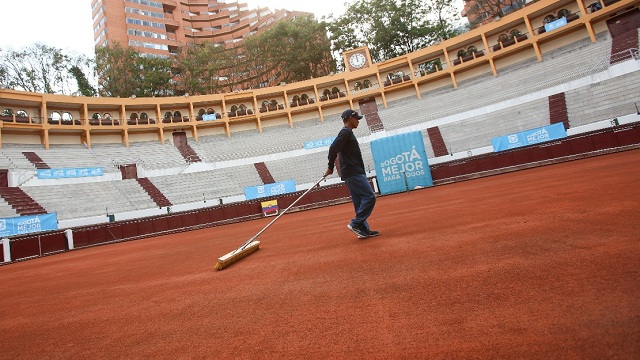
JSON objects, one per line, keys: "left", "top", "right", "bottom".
{"left": 215, "top": 175, "right": 327, "bottom": 270}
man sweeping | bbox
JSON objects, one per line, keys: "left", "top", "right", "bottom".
{"left": 324, "top": 109, "right": 379, "bottom": 239}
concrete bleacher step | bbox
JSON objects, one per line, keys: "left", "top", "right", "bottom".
{"left": 0, "top": 187, "right": 47, "bottom": 215}
{"left": 549, "top": 93, "right": 569, "bottom": 129}
{"left": 610, "top": 30, "right": 639, "bottom": 64}
{"left": 22, "top": 152, "right": 50, "bottom": 169}
{"left": 427, "top": 127, "right": 448, "bottom": 157}
{"left": 137, "top": 177, "right": 172, "bottom": 207}
{"left": 254, "top": 162, "right": 275, "bottom": 184}
{"left": 176, "top": 144, "right": 201, "bottom": 163}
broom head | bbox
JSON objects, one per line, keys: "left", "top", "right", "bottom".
{"left": 215, "top": 240, "right": 260, "bottom": 270}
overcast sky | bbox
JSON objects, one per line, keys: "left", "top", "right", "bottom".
{"left": 0, "top": 0, "right": 349, "bottom": 58}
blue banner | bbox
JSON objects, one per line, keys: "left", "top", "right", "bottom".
{"left": 202, "top": 114, "right": 218, "bottom": 121}
{"left": 37, "top": 167, "right": 103, "bottom": 179}
{"left": 544, "top": 16, "right": 568, "bottom": 33}
{"left": 492, "top": 123, "right": 567, "bottom": 152}
{"left": 370, "top": 131, "right": 433, "bottom": 195}
{"left": 304, "top": 137, "right": 336, "bottom": 149}
{"left": 244, "top": 180, "right": 297, "bottom": 200}
{"left": 0, "top": 213, "right": 58, "bottom": 237}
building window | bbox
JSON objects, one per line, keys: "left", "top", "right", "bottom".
{"left": 125, "top": 7, "right": 164, "bottom": 19}
{"left": 127, "top": 29, "right": 167, "bottom": 40}
{"left": 128, "top": 40, "right": 168, "bottom": 51}
{"left": 125, "top": 0, "right": 162, "bottom": 9}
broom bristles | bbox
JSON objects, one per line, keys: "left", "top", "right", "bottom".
{"left": 215, "top": 241, "right": 261, "bottom": 270}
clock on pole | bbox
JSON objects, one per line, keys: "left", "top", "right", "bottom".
{"left": 343, "top": 47, "right": 372, "bottom": 72}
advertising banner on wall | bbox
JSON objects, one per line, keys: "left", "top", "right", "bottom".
{"left": 370, "top": 131, "right": 433, "bottom": 195}
{"left": 0, "top": 213, "right": 58, "bottom": 237}
{"left": 304, "top": 137, "right": 336, "bottom": 149}
{"left": 37, "top": 167, "right": 104, "bottom": 179}
{"left": 544, "top": 16, "right": 568, "bottom": 33}
{"left": 491, "top": 122, "right": 567, "bottom": 152}
{"left": 244, "top": 180, "right": 297, "bottom": 200}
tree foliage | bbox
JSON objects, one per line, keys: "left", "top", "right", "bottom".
{"left": 243, "top": 16, "right": 336, "bottom": 85}
{"left": 95, "top": 43, "right": 172, "bottom": 97}
{"left": 0, "top": 43, "right": 93, "bottom": 95}
{"left": 95, "top": 43, "right": 139, "bottom": 97}
{"left": 69, "top": 65, "right": 96, "bottom": 97}
{"left": 173, "top": 43, "right": 226, "bottom": 95}
{"left": 136, "top": 56, "right": 173, "bottom": 97}
{"left": 326, "top": 0, "right": 463, "bottom": 66}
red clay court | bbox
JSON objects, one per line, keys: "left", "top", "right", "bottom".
{"left": 1, "top": 149, "right": 639, "bottom": 359}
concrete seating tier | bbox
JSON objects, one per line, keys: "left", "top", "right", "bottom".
{"left": 378, "top": 32, "right": 612, "bottom": 131}
{"left": 566, "top": 69, "right": 640, "bottom": 127}
{"left": 266, "top": 140, "right": 376, "bottom": 185}
{"left": 0, "top": 199, "right": 19, "bottom": 218}
{"left": 1, "top": 145, "right": 48, "bottom": 170}
{"left": 436, "top": 98, "right": 551, "bottom": 155}
{"left": 191, "top": 118, "right": 371, "bottom": 162}
{"left": 266, "top": 152, "right": 330, "bottom": 185}
{"left": 37, "top": 145, "right": 112, "bottom": 170}
{"left": 90, "top": 142, "right": 187, "bottom": 170}
{"left": 147, "top": 165, "right": 262, "bottom": 204}
{"left": 23, "top": 179, "right": 154, "bottom": 220}
{"left": 0, "top": 152, "right": 17, "bottom": 169}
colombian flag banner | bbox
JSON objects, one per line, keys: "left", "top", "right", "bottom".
{"left": 261, "top": 200, "right": 279, "bottom": 217}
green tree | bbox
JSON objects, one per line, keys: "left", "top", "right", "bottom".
{"left": 243, "top": 16, "right": 335, "bottom": 86}
{"left": 174, "top": 43, "right": 226, "bottom": 95}
{"left": 95, "top": 43, "right": 172, "bottom": 97}
{"left": 136, "top": 56, "right": 173, "bottom": 97}
{"left": 217, "top": 45, "right": 248, "bottom": 93}
{"left": 69, "top": 65, "right": 96, "bottom": 97}
{"left": 426, "top": 0, "right": 465, "bottom": 41}
{"left": 0, "top": 43, "right": 82, "bottom": 94}
{"left": 326, "top": 0, "right": 462, "bottom": 66}
{"left": 95, "top": 43, "right": 139, "bottom": 97}
{"left": 0, "top": 60, "right": 7, "bottom": 89}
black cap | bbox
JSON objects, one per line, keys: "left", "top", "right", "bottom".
{"left": 341, "top": 109, "right": 363, "bottom": 120}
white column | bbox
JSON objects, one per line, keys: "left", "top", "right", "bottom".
{"left": 2, "top": 238, "right": 10, "bottom": 263}
{"left": 64, "top": 229, "right": 74, "bottom": 250}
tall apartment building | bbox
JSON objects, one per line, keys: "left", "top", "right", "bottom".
{"left": 91, "top": 0, "right": 309, "bottom": 58}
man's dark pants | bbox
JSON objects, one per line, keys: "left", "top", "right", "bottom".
{"left": 345, "top": 173, "right": 376, "bottom": 230}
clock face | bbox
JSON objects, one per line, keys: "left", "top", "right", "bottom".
{"left": 348, "top": 53, "right": 366, "bottom": 69}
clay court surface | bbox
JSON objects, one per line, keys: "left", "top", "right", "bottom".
{"left": 1, "top": 150, "right": 639, "bottom": 359}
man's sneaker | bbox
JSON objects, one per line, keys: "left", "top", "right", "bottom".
{"left": 366, "top": 229, "right": 380, "bottom": 237}
{"left": 347, "top": 224, "right": 369, "bottom": 239}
